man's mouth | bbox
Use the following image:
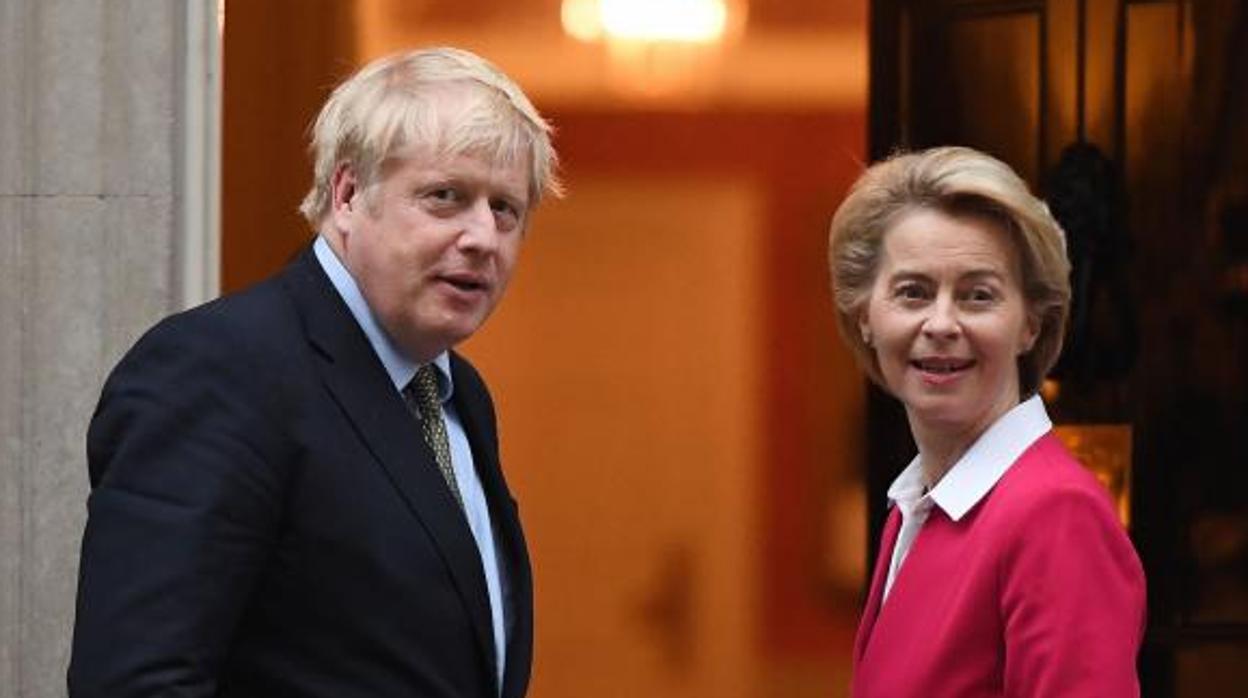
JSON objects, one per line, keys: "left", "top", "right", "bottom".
{"left": 438, "top": 273, "right": 490, "bottom": 294}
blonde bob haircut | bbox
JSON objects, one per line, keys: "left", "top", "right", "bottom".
{"left": 828, "top": 146, "right": 1071, "bottom": 397}
{"left": 299, "top": 47, "right": 562, "bottom": 227}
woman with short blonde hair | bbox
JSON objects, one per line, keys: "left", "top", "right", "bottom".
{"left": 829, "top": 146, "right": 1145, "bottom": 697}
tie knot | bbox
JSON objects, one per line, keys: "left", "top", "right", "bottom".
{"left": 412, "top": 364, "right": 442, "bottom": 405}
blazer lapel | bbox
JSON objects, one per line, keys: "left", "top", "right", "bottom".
{"left": 450, "top": 355, "right": 533, "bottom": 698}
{"left": 281, "top": 251, "right": 498, "bottom": 678}
{"left": 854, "top": 507, "right": 902, "bottom": 664}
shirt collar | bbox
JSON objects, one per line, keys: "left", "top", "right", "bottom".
{"left": 313, "top": 236, "right": 453, "bottom": 401}
{"left": 887, "top": 395, "right": 1052, "bottom": 521}
{"left": 886, "top": 455, "right": 929, "bottom": 509}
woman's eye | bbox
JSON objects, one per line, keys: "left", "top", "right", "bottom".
{"left": 966, "top": 287, "right": 997, "bottom": 303}
{"left": 894, "top": 283, "right": 928, "bottom": 301}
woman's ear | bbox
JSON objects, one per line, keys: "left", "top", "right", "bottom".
{"left": 1019, "top": 312, "right": 1041, "bottom": 354}
{"left": 858, "top": 313, "right": 873, "bottom": 348}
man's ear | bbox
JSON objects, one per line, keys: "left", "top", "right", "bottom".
{"left": 329, "top": 164, "right": 360, "bottom": 231}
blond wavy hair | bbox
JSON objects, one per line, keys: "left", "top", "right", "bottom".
{"left": 299, "top": 47, "right": 561, "bottom": 227}
{"left": 828, "top": 146, "right": 1071, "bottom": 396}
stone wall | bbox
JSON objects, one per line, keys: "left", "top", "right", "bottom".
{"left": 0, "top": 1, "right": 215, "bottom": 693}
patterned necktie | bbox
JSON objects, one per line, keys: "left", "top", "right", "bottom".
{"left": 403, "top": 364, "right": 465, "bottom": 510}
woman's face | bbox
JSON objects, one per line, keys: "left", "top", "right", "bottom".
{"left": 860, "top": 208, "right": 1038, "bottom": 440}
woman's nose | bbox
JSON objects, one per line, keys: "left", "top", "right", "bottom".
{"left": 922, "top": 296, "right": 962, "bottom": 340}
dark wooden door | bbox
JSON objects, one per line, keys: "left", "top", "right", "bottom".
{"left": 868, "top": 0, "right": 1248, "bottom": 694}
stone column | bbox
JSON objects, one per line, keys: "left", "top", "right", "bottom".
{"left": 0, "top": 1, "right": 218, "bottom": 694}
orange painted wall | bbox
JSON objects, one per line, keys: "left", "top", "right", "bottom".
{"left": 478, "top": 110, "right": 870, "bottom": 694}
{"left": 221, "top": 1, "right": 357, "bottom": 292}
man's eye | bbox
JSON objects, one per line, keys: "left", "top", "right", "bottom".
{"left": 491, "top": 199, "right": 522, "bottom": 230}
{"left": 426, "top": 188, "right": 460, "bottom": 204}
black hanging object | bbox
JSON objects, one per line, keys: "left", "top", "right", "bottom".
{"left": 1044, "top": 142, "right": 1139, "bottom": 385}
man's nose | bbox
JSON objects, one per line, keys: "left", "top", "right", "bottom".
{"left": 458, "top": 199, "right": 501, "bottom": 253}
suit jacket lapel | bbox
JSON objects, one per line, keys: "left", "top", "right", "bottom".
{"left": 855, "top": 506, "right": 902, "bottom": 664}
{"left": 450, "top": 355, "right": 533, "bottom": 698}
{"left": 281, "top": 250, "right": 498, "bottom": 678}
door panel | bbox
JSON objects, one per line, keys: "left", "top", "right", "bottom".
{"left": 945, "top": 13, "right": 1043, "bottom": 183}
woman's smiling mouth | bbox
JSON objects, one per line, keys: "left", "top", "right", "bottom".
{"left": 911, "top": 357, "right": 976, "bottom": 381}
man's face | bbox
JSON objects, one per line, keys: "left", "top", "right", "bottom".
{"left": 330, "top": 147, "right": 531, "bottom": 362}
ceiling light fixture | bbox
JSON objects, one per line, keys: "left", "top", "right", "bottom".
{"left": 562, "top": 0, "right": 731, "bottom": 44}
{"left": 561, "top": 0, "right": 746, "bottom": 99}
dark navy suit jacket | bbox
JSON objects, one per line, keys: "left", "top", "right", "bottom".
{"left": 70, "top": 249, "right": 533, "bottom": 697}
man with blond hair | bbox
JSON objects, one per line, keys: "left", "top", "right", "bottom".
{"left": 69, "top": 47, "right": 559, "bottom": 698}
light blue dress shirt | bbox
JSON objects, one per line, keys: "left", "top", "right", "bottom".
{"left": 313, "top": 237, "right": 509, "bottom": 690}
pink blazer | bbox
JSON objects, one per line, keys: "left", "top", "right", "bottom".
{"left": 851, "top": 434, "right": 1146, "bottom": 697}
